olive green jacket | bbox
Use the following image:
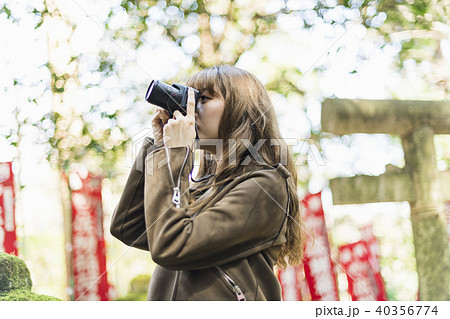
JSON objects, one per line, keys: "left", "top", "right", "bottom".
{"left": 110, "top": 137, "right": 291, "bottom": 300}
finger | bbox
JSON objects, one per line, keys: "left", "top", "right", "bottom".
{"left": 173, "top": 110, "right": 183, "bottom": 119}
{"left": 187, "top": 88, "right": 196, "bottom": 120}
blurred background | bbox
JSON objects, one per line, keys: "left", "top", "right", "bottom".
{"left": 0, "top": 0, "right": 449, "bottom": 301}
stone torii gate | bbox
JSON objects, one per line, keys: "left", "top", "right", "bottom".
{"left": 321, "top": 99, "right": 450, "bottom": 300}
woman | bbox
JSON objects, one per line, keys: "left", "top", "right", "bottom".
{"left": 110, "top": 65, "right": 305, "bottom": 300}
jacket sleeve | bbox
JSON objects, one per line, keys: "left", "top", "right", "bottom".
{"left": 110, "top": 137, "right": 162, "bottom": 251}
{"left": 144, "top": 146, "right": 289, "bottom": 270}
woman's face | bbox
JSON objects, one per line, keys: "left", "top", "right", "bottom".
{"left": 195, "top": 90, "right": 225, "bottom": 141}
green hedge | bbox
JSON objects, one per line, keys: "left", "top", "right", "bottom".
{"left": 0, "top": 252, "right": 60, "bottom": 301}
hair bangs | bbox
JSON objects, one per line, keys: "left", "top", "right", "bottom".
{"left": 186, "top": 67, "right": 223, "bottom": 98}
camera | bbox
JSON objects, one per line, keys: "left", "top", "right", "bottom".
{"left": 145, "top": 80, "right": 201, "bottom": 117}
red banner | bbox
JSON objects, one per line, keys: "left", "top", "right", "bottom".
{"left": 277, "top": 265, "right": 304, "bottom": 301}
{"left": 360, "top": 225, "right": 388, "bottom": 300}
{"left": 338, "top": 240, "right": 382, "bottom": 301}
{"left": 0, "top": 162, "right": 17, "bottom": 255}
{"left": 69, "top": 166, "right": 110, "bottom": 301}
{"left": 301, "top": 192, "right": 339, "bottom": 300}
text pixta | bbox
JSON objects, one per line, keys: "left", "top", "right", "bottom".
{"left": 316, "top": 306, "right": 360, "bottom": 317}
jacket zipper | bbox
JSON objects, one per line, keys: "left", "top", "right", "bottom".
{"left": 215, "top": 266, "right": 247, "bottom": 301}
{"left": 169, "top": 154, "right": 273, "bottom": 301}
{"left": 164, "top": 145, "right": 190, "bottom": 208}
{"left": 170, "top": 270, "right": 181, "bottom": 301}
{"left": 164, "top": 146, "right": 190, "bottom": 301}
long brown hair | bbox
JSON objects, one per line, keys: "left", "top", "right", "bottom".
{"left": 186, "top": 65, "right": 305, "bottom": 269}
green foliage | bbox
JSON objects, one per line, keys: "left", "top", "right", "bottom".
{"left": 399, "top": 37, "right": 438, "bottom": 63}
{"left": 265, "top": 68, "right": 305, "bottom": 96}
{"left": 114, "top": 274, "right": 151, "bottom": 301}
{"left": 0, "top": 4, "right": 11, "bottom": 18}
{"left": 2, "top": 0, "right": 443, "bottom": 178}
{"left": 0, "top": 290, "right": 60, "bottom": 301}
{"left": 116, "top": 0, "right": 285, "bottom": 68}
{"left": 339, "top": 0, "right": 448, "bottom": 67}
{"left": 130, "top": 274, "right": 151, "bottom": 293}
{"left": 29, "top": 3, "right": 130, "bottom": 177}
{"left": 0, "top": 253, "right": 60, "bottom": 301}
{"left": 114, "top": 292, "right": 148, "bottom": 301}
{"left": 0, "top": 252, "right": 32, "bottom": 292}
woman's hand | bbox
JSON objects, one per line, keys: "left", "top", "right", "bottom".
{"left": 163, "top": 88, "right": 197, "bottom": 148}
{"left": 151, "top": 107, "right": 170, "bottom": 146}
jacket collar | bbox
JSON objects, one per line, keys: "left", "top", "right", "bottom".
{"left": 272, "top": 163, "right": 291, "bottom": 180}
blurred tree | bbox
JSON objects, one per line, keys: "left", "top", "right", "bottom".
{"left": 340, "top": 0, "right": 450, "bottom": 95}
{"left": 115, "top": 0, "right": 281, "bottom": 68}
{"left": 34, "top": 0, "right": 129, "bottom": 300}
{"left": 40, "top": 2, "right": 128, "bottom": 176}
{"left": 0, "top": 1, "right": 445, "bottom": 174}
{"left": 1, "top": 0, "right": 445, "bottom": 182}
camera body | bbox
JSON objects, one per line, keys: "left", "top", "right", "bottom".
{"left": 145, "top": 80, "right": 201, "bottom": 117}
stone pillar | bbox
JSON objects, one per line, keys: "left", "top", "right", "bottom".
{"left": 402, "top": 125, "right": 450, "bottom": 300}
